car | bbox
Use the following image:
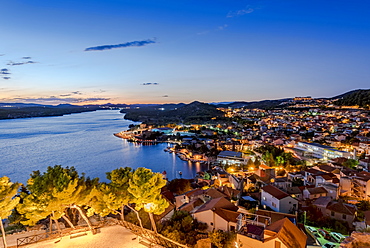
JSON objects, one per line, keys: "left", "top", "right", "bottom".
{"left": 318, "top": 229, "right": 330, "bottom": 239}
{"left": 322, "top": 242, "right": 336, "bottom": 248}
{"left": 306, "top": 226, "right": 318, "bottom": 234}
{"left": 330, "top": 232, "right": 346, "bottom": 243}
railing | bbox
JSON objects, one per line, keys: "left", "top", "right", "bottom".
{"left": 16, "top": 232, "right": 56, "bottom": 247}
{"left": 16, "top": 227, "right": 98, "bottom": 247}
{"left": 120, "top": 220, "right": 188, "bottom": 248}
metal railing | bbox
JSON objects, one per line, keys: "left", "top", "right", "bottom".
{"left": 120, "top": 220, "right": 188, "bottom": 248}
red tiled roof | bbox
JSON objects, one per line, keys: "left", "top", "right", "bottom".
{"left": 262, "top": 185, "right": 290, "bottom": 200}
{"left": 265, "top": 218, "right": 307, "bottom": 248}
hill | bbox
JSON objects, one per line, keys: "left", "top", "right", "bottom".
{"left": 122, "top": 101, "right": 224, "bottom": 124}
{"left": 334, "top": 89, "right": 370, "bottom": 108}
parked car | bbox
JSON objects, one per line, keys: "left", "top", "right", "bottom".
{"left": 306, "top": 226, "right": 318, "bottom": 234}
{"left": 322, "top": 242, "right": 336, "bottom": 248}
{"left": 330, "top": 232, "right": 346, "bottom": 243}
{"left": 318, "top": 229, "right": 330, "bottom": 239}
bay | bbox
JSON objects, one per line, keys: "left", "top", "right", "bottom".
{"left": 0, "top": 110, "right": 207, "bottom": 184}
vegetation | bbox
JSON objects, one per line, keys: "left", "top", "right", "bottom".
{"left": 167, "top": 179, "right": 192, "bottom": 195}
{"left": 159, "top": 211, "right": 208, "bottom": 246}
{"left": 0, "top": 176, "right": 20, "bottom": 248}
{"left": 122, "top": 101, "right": 225, "bottom": 124}
{"left": 335, "top": 89, "right": 370, "bottom": 108}
{"left": 0, "top": 105, "right": 101, "bottom": 120}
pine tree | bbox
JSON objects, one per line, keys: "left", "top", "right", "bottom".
{"left": 0, "top": 176, "right": 20, "bottom": 248}
{"left": 128, "top": 167, "right": 169, "bottom": 233}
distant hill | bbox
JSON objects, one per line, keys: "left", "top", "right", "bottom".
{"left": 333, "top": 89, "right": 370, "bottom": 108}
{"left": 216, "top": 99, "right": 291, "bottom": 109}
{"left": 122, "top": 101, "right": 224, "bottom": 124}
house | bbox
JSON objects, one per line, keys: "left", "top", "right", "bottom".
{"left": 237, "top": 218, "right": 306, "bottom": 248}
{"left": 273, "top": 177, "right": 292, "bottom": 191}
{"left": 313, "top": 198, "right": 357, "bottom": 225}
{"left": 175, "top": 188, "right": 203, "bottom": 209}
{"left": 302, "top": 187, "right": 328, "bottom": 200}
{"left": 192, "top": 197, "right": 239, "bottom": 232}
{"left": 261, "top": 185, "right": 298, "bottom": 214}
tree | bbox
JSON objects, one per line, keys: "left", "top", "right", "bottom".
{"left": 160, "top": 211, "right": 207, "bottom": 246}
{"left": 167, "top": 179, "right": 192, "bottom": 195}
{"left": 343, "top": 159, "right": 359, "bottom": 169}
{"left": 90, "top": 167, "right": 134, "bottom": 221}
{"left": 0, "top": 176, "right": 20, "bottom": 248}
{"left": 128, "top": 167, "right": 169, "bottom": 233}
{"left": 18, "top": 165, "right": 97, "bottom": 233}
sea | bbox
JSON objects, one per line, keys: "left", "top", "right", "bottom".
{"left": 0, "top": 110, "right": 208, "bottom": 184}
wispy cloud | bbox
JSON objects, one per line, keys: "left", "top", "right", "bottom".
{"left": 227, "top": 6, "right": 255, "bottom": 18}
{"left": 141, "top": 82, "right": 159, "bottom": 86}
{"left": 217, "top": 24, "right": 228, "bottom": 31}
{"left": 10, "top": 96, "right": 110, "bottom": 104}
{"left": 22, "top": 56, "right": 32, "bottom": 59}
{"left": 85, "top": 39, "right": 156, "bottom": 52}
{"left": 7, "top": 60, "right": 37, "bottom": 66}
{"left": 1, "top": 68, "right": 11, "bottom": 80}
{"left": 0, "top": 54, "right": 4, "bottom": 56}
{"left": 162, "top": 95, "right": 169, "bottom": 97}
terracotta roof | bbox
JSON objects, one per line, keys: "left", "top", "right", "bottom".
{"left": 194, "top": 197, "right": 238, "bottom": 213}
{"left": 327, "top": 201, "right": 357, "bottom": 215}
{"left": 185, "top": 188, "right": 203, "bottom": 198}
{"left": 214, "top": 208, "right": 239, "bottom": 223}
{"left": 306, "top": 187, "right": 328, "bottom": 195}
{"left": 264, "top": 218, "right": 307, "bottom": 248}
{"left": 313, "top": 196, "right": 332, "bottom": 207}
{"left": 287, "top": 186, "right": 303, "bottom": 195}
{"left": 317, "top": 164, "right": 338, "bottom": 173}
{"left": 262, "top": 185, "right": 290, "bottom": 200}
{"left": 204, "top": 188, "right": 227, "bottom": 199}
{"left": 219, "top": 186, "right": 240, "bottom": 199}
{"left": 179, "top": 198, "right": 204, "bottom": 212}
{"left": 256, "top": 210, "right": 297, "bottom": 225}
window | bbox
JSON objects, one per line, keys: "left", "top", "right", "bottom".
{"left": 231, "top": 226, "right": 235, "bottom": 231}
{"left": 343, "top": 214, "right": 346, "bottom": 220}
{"left": 331, "top": 211, "right": 334, "bottom": 217}
{"left": 263, "top": 196, "right": 266, "bottom": 201}
{"left": 272, "top": 202, "right": 276, "bottom": 208}
{"left": 210, "top": 222, "right": 213, "bottom": 226}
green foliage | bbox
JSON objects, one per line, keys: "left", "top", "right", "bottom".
{"left": 335, "top": 89, "right": 370, "bottom": 108}
{"left": 356, "top": 200, "right": 370, "bottom": 211}
{"left": 128, "top": 167, "right": 169, "bottom": 215}
{"left": 0, "top": 176, "right": 20, "bottom": 219}
{"left": 18, "top": 165, "right": 98, "bottom": 227}
{"left": 209, "top": 230, "right": 236, "bottom": 248}
{"left": 90, "top": 167, "right": 134, "bottom": 218}
{"left": 167, "top": 179, "right": 192, "bottom": 195}
{"left": 343, "top": 159, "right": 359, "bottom": 169}
{"left": 159, "top": 211, "right": 207, "bottom": 246}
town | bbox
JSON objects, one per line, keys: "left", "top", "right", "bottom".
{"left": 114, "top": 94, "right": 370, "bottom": 248}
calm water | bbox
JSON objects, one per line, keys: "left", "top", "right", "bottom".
{"left": 0, "top": 110, "right": 207, "bottom": 184}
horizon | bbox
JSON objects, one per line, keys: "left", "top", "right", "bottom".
{"left": 1, "top": 1, "right": 370, "bottom": 105}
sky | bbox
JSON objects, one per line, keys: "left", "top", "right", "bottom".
{"left": 1, "top": 0, "right": 370, "bottom": 105}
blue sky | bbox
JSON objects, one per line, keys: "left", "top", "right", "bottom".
{"left": 1, "top": 0, "right": 370, "bottom": 104}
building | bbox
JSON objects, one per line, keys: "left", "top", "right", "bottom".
{"left": 237, "top": 217, "right": 306, "bottom": 248}
{"left": 295, "top": 141, "right": 351, "bottom": 160}
{"left": 261, "top": 185, "right": 298, "bottom": 214}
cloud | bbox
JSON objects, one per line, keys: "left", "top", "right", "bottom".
{"left": 7, "top": 60, "right": 37, "bottom": 66}
{"left": 22, "top": 56, "right": 32, "bottom": 59}
{"left": 142, "top": 82, "right": 159, "bottom": 85}
{"left": 85, "top": 39, "right": 156, "bottom": 52}
{"left": 9, "top": 96, "right": 110, "bottom": 104}
{"left": 0, "top": 69, "right": 10, "bottom": 75}
{"left": 2, "top": 77, "right": 10, "bottom": 80}
{"left": 227, "top": 6, "right": 255, "bottom": 17}
{"left": 0, "top": 54, "right": 4, "bottom": 56}
{"left": 217, "top": 24, "right": 228, "bottom": 31}
{"left": 71, "top": 91, "right": 82, "bottom": 95}
{"left": 162, "top": 95, "right": 169, "bottom": 97}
